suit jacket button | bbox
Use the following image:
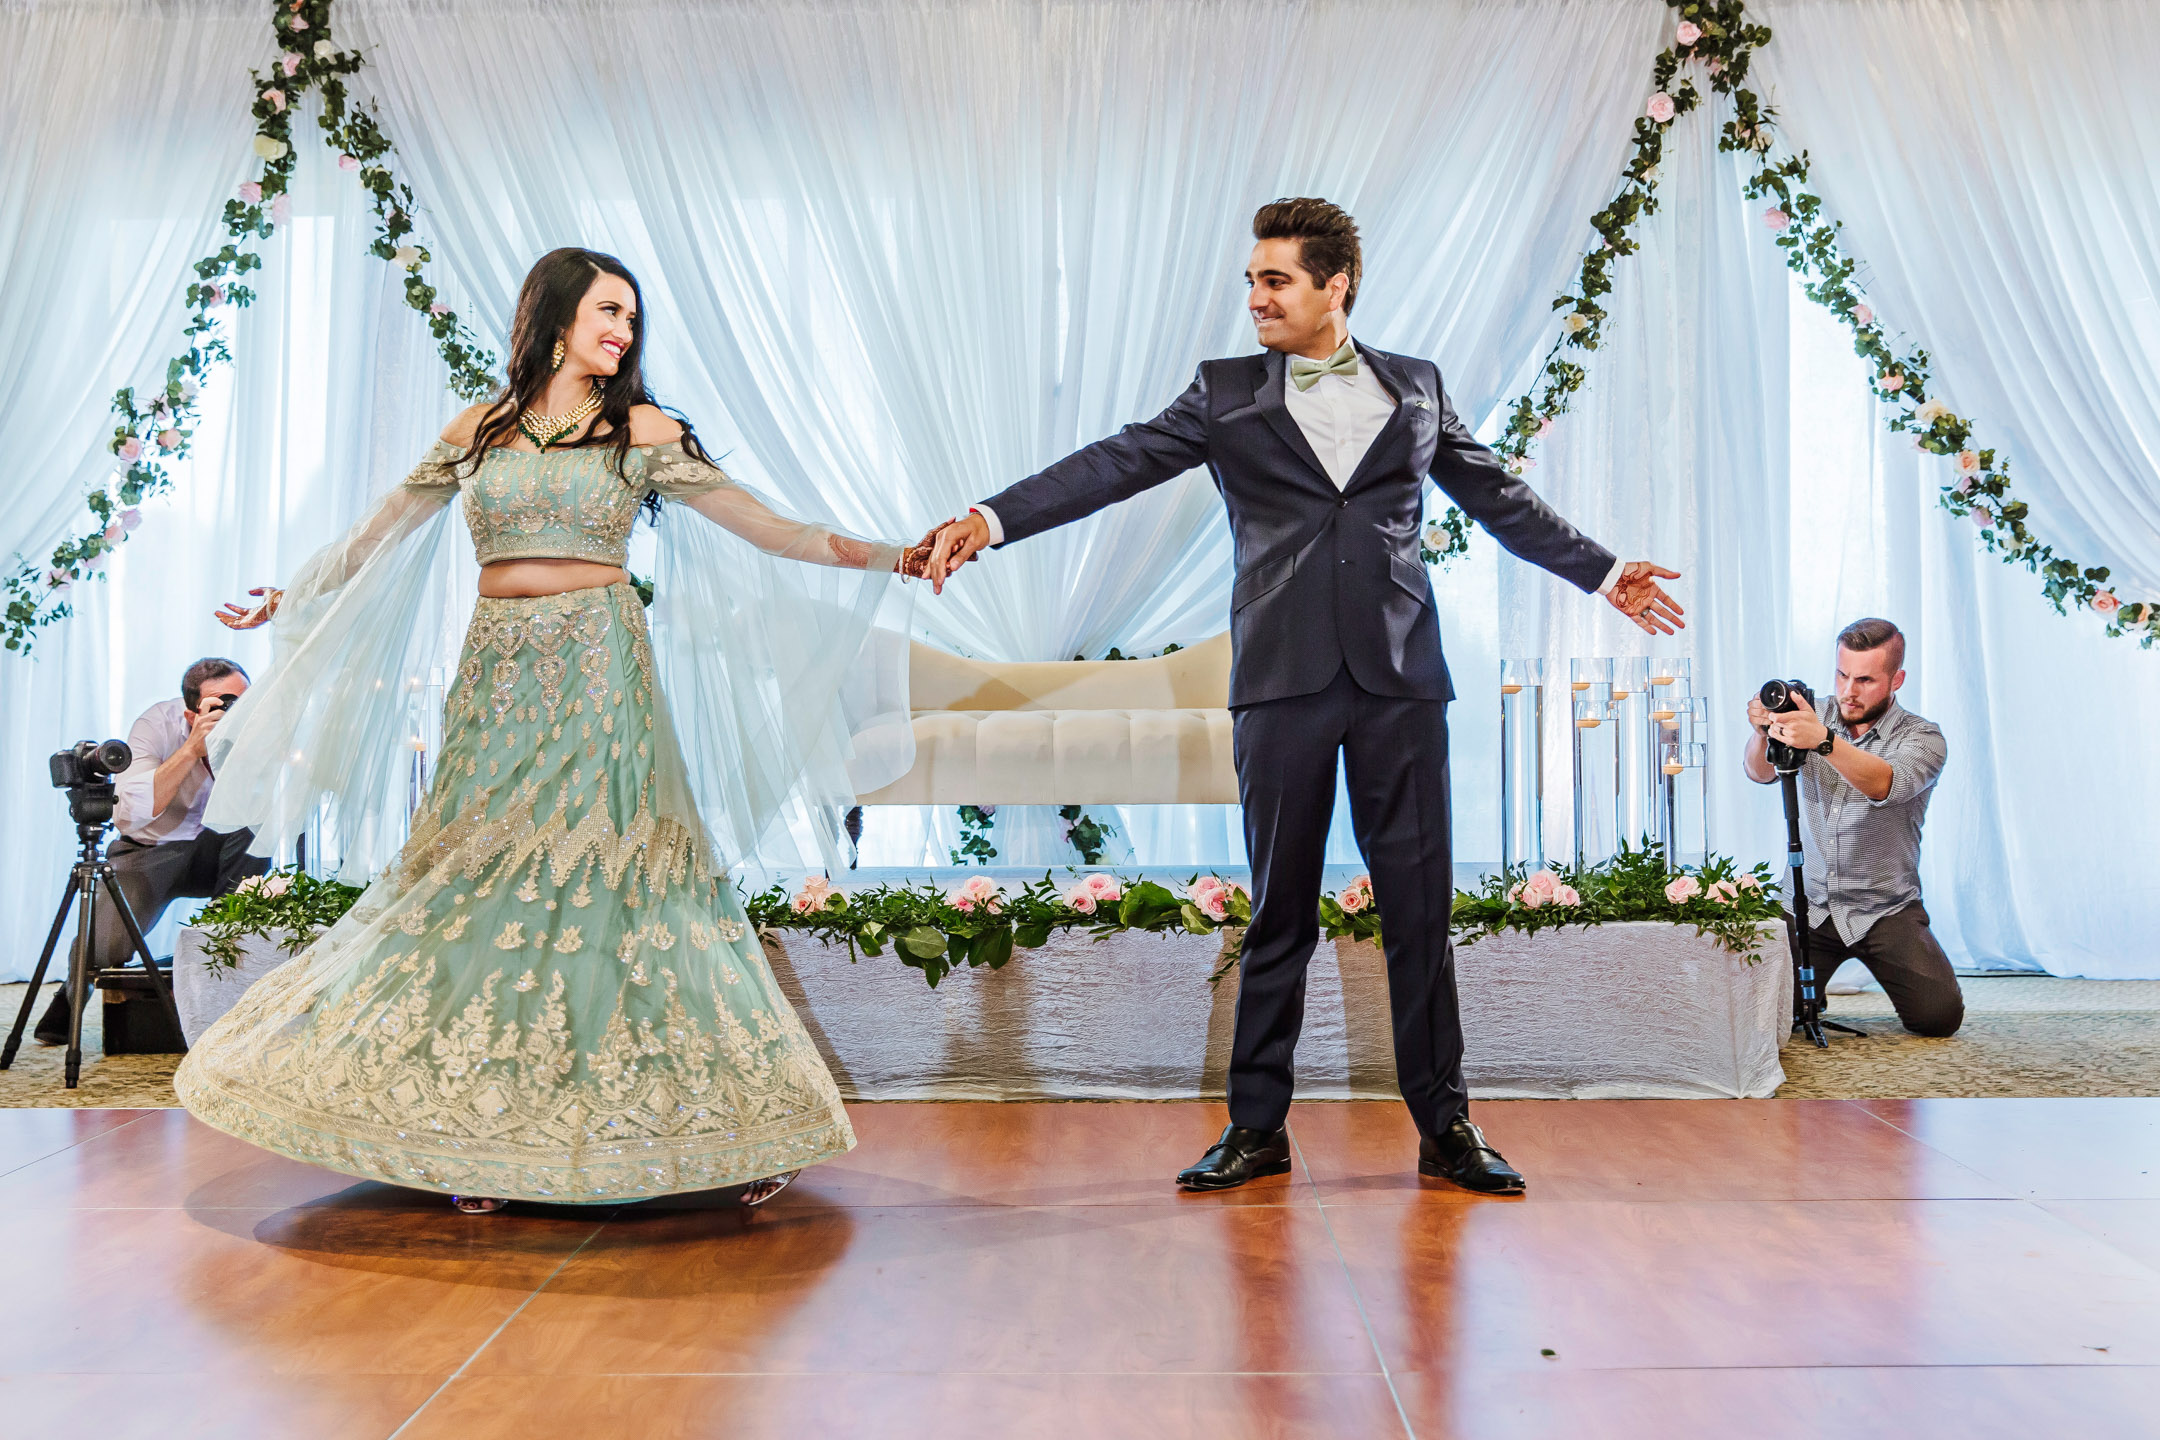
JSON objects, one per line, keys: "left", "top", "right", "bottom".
{"left": 1338, "top": 498, "right": 1349, "bottom": 508}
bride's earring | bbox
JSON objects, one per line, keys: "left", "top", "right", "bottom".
{"left": 550, "top": 337, "right": 566, "bottom": 372}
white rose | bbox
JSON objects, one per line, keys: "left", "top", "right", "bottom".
{"left": 263, "top": 874, "right": 293, "bottom": 897}
{"left": 252, "top": 134, "right": 289, "bottom": 161}
{"left": 1561, "top": 312, "right": 1591, "bottom": 335}
{"left": 1914, "top": 399, "right": 1950, "bottom": 426}
{"left": 393, "top": 245, "right": 422, "bottom": 269}
{"left": 314, "top": 39, "right": 335, "bottom": 58}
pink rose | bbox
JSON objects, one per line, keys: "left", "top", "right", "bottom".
{"left": 1955, "top": 475, "right": 1975, "bottom": 496}
{"left": 1706, "top": 57, "right": 1723, "bottom": 75}
{"left": 1646, "top": 92, "right": 1676, "bottom": 124}
{"left": 1852, "top": 303, "right": 1874, "bottom": 326}
{"left": 270, "top": 193, "right": 291, "bottom": 224}
{"left": 263, "top": 88, "right": 286, "bottom": 112}
{"left": 281, "top": 52, "right": 301, "bottom": 76}
{"left": 1064, "top": 885, "right": 1098, "bottom": 914}
{"left": 1707, "top": 880, "right": 1740, "bottom": 905}
{"left": 238, "top": 180, "right": 262, "bottom": 204}
{"left": 118, "top": 436, "right": 143, "bottom": 461}
{"left": 1338, "top": 875, "right": 1374, "bottom": 913}
{"left": 1537, "top": 415, "right": 1555, "bottom": 437}
{"left": 953, "top": 875, "right": 1005, "bottom": 913}
{"left": 2093, "top": 591, "right": 2122, "bottom": 615}
{"left": 102, "top": 523, "right": 124, "bottom": 544}
{"left": 1552, "top": 884, "right": 1581, "bottom": 908}
{"left": 1954, "top": 450, "right": 1981, "bottom": 475}
{"left": 289, "top": 14, "right": 307, "bottom": 29}
{"left": 1665, "top": 875, "right": 1701, "bottom": 905}
{"left": 952, "top": 896, "right": 975, "bottom": 913}
{"left": 1523, "top": 869, "right": 1561, "bottom": 906}
{"left": 156, "top": 429, "right": 181, "bottom": 451}
{"left": 338, "top": 153, "right": 360, "bottom": 172}
{"left": 1675, "top": 20, "right": 1701, "bottom": 44}
{"left": 202, "top": 282, "right": 224, "bottom": 307}
{"left": 1972, "top": 506, "right": 1994, "bottom": 528}
{"left": 1085, "top": 873, "right": 1121, "bottom": 903}
{"left": 429, "top": 301, "right": 451, "bottom": 316}
{"left": 1738, "top": 874, "right": 1761, "bottom": 891}
{"left": 791, "top": 877, "right": 836, "bottom": 914}
{"left": 118, "top": 507, "right": 142, "bottom": 531}
{"left": 1196, "top": 890, "right": 1229, "bottom": 922}
{"left": 1763, "top": 206, "right": 1790, "bottom": 232}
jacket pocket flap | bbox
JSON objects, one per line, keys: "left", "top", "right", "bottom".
{"left": 1232, "top": 554, "right": 1295, "bottom": 612}
{"left": 1388, "top": 550, "right": 1431, "bottom": 599}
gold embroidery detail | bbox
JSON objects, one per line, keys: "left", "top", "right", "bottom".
{"left": 554, "top": 926, "right": 583, "bottom": 955}
{"left": 494, "top": 921, "right": 525, "bottom": 949}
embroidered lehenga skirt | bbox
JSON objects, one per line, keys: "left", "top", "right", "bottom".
{"left": 175, "top": 582, "right": 853, "bottom": 1200}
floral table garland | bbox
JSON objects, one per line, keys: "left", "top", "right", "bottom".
{"left": 1419, "top": 0, "right": 2152, "bottom": 645}
{"left": 191, "top": 845, "right": 1780, "bottom": 990}
{"left": 2, "top": 0, "right": 494, "bottom": 654}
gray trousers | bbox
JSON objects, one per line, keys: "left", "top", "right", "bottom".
{"left": 1808, "top": 902, "right": 1965, "bottom": 1037}
{"left": 35, "top": 828, "right": 268, "bottom": 1035}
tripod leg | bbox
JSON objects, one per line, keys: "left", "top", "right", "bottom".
{"left": 0, "top": 873, "right": 82, "bottom": 1070}
{"left": 65, "top": 864, "right": 98, "bottom": 1088}
{"left": 101, "top": 862, "right": 185, "bottom": 1049}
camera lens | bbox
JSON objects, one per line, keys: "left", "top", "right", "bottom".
{"left": 1758, "top": 679, "right": 1791, "bottom": 712}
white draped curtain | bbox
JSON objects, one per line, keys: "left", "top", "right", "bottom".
{"left": 3, "top": 0, "right": 2155, "bottom": 977}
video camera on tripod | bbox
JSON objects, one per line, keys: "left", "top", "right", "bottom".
{"left": 1755, "top": 676, "right": 1860, "bottom": 1048}
{"left": 1, "top": 735, "right": 186, "bottom": 1087}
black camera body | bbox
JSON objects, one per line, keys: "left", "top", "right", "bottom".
{"left": 49, "top": 739, "right": 131, "bottom": 791}
{"left": 1759, "top": 678, "right": 1817, "bottom": 773}
{"left": 49, "top": 739, "right": 132, "bottom": 830}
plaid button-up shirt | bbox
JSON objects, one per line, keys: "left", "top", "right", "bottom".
{"left": 1798, "top": 698, "right": 1947, "bottom": 945}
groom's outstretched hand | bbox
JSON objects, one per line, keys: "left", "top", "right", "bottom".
{"left": 925, "top": 512, "right": 992, "bottom": 595}
{"left": 1607, "top": 561, "right": 1686, "bottom": 635}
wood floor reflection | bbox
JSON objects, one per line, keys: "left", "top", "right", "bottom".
{"left": 1, "top": 1099, "right": 2156, "bottom": 1439}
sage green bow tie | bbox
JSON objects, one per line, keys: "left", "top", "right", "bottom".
{"left": 1288, "top": 343, "right": 1360, "bottom": 391}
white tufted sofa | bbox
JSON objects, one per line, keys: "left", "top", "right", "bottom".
{"left": 855, "top": 632, "right": 1239, "bottom": 806}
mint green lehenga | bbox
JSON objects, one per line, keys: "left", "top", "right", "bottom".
{"left": 174, "top": 438, "right": 909, "bottom": 1201}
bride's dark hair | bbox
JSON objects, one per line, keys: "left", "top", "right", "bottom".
{"left": 455, "top": 247, "right": 714, "bottom": 513}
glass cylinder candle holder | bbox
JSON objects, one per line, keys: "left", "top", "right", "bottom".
{"left": 1613, "top": 658, "right": 1654, "bottom": 855}
{"left": 1673, "top": 739, "right": 1710, "bottom": 873}
{"left": 1499, "top": 658, "right": 1546, "bottom": 869}
{"left": 1569, "top": 657, "right": 1617, "bottom": 870}
{"left": 1648, "top": 661, "right": 1692, "bottom": 871}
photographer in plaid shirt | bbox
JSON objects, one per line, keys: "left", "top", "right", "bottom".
{"left": 1742, "top": 618, "right": 1964, "bottom": 1037}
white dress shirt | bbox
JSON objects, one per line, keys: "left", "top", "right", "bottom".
{"left": 975, "top": 337, "right": 1623, "bottom": 593}
{"left": 112, "top": 698, "right": 212, "bottom": 844}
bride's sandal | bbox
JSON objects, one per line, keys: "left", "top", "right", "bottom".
{"left": 451, "top": 1195, "right": 510, "bottom": 1214}
{"left": 739, "top": 1171, "right": 800, "bottom": 1209}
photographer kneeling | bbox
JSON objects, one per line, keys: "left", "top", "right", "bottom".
{"left": 33, "top": 657, "right": 271, "bottom": 1044}
{"left": 1743, "top": 618, "right": 1963, "bottom": 1038}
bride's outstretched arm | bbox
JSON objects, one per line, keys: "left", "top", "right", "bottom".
{"left": 214, "top": 434, "right": 463, "bottom": 631}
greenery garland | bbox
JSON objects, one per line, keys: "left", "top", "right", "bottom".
{"left": 193, "top": 865, "right": 366, "bottom": 972}
{"left": 3, "top": 0, "right": 495, "bottom": 655}
{"left": 745, "top": 844, "right": 1783, "bottom": 989}
{"left": 1420, "top": 0, "right": 2150, "bottom": 644}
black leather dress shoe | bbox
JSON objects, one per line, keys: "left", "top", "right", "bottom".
{"left": 1176, "top": 1124, "right": 1291, "bottom": 1191}
{"left": 1418, "top": 1116, "right": 1526, "bottom": 1194}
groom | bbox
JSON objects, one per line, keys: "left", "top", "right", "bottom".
{"left": 926, "top": 198, "right": 1684, "bottom": 1192}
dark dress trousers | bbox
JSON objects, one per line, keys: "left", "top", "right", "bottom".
{"left": 979, "top": 343, "right": 1616, "bottom": 1136}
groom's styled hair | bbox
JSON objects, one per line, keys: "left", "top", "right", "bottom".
{"left": 1252, "top": 198, "right": 1362, "bottom": 314}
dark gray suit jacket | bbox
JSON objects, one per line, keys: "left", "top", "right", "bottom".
{"left": 979, "top": 343, "right": 1616, "bottom": 708}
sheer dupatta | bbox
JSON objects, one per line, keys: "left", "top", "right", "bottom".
{"left": 638, "top": 442, "right": 915, "bottom": 876}
{"left": 203, "top": 445, "right": 461, "bottom": 880}
{"left": 205, "top": 438, "right": 915, "bottom": 882}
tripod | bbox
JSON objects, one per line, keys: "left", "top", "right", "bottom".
{"left": 0, "top": 814, "right": 183, "bottom": 1088}
{"left": 1773, "top": 762, "right": 1865, "bottom": 1048}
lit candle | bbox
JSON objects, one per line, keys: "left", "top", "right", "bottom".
{"left": 1663, "top": 760, "right": 1685, "bottom": 775}
{"left": 1576, "top": 717, "right": 1601, "bottom": 728}
{"left": 1651, "top": 707, "right": 1676, "bottom": 720}
{"left": 1651, "top": 673, "right": 1675, "bottom": 686}
{"left": 1571, "top": 681, "right": 1590, "bottom": 691}
{"left": 1501, "top": 683, "right": 1522, "bottom": 695}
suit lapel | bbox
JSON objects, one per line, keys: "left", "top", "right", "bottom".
{"left": 1340, "top": 344, "right": 1413, "bottom": 496}
{"left": 1254, "top": 349, "right": 1337, "bottom": 492}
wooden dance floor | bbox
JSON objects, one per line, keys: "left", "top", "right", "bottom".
{"left": 1, "top": 1098, "right": 2156, "bottom": 1439}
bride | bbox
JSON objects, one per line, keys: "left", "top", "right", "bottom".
{"left": 176, "top": 247, "right": 923, "bottom": 1213}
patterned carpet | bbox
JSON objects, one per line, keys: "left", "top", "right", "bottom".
{"left": 2, "top": 976, "right": 2155, "bottom": 1109}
